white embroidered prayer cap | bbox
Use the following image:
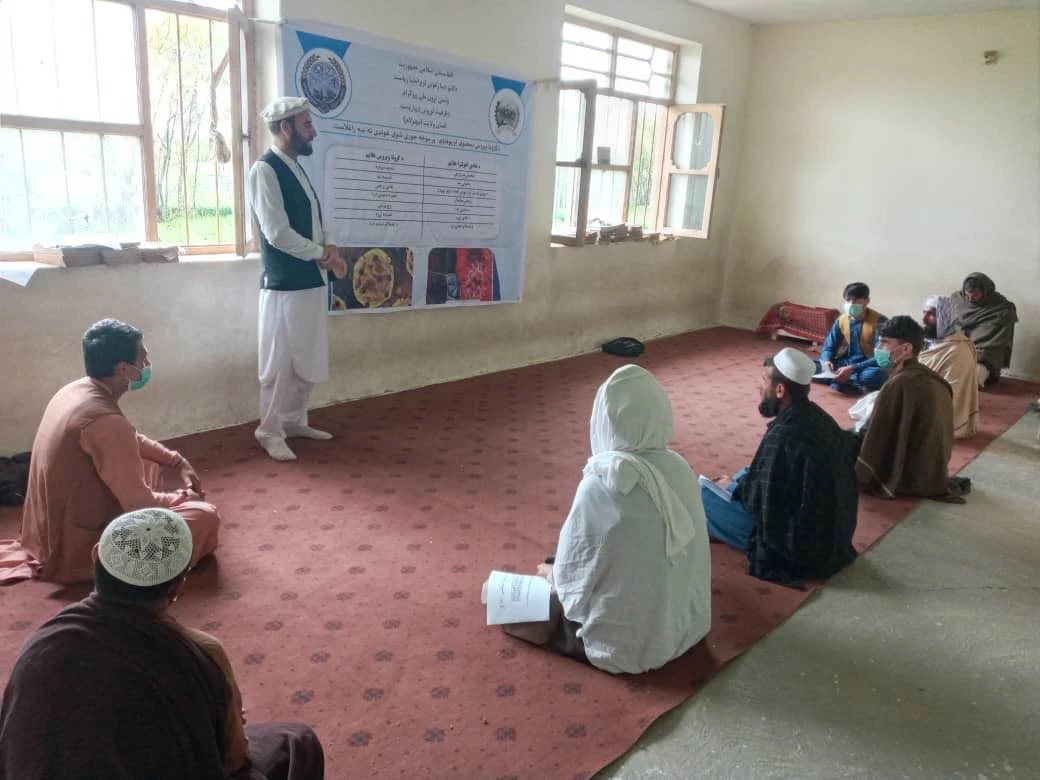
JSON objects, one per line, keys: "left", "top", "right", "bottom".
{"left": 772, "top": 347, "right": 815, "bottom": 386}
{"left": 98, "top": 508, "right": 193, "bottom": 587}
{"left": 923, "top": 295, "right": 940, "bottom": 310}
{"left": 261, "top": 96, "right": 313, "bottom": 123}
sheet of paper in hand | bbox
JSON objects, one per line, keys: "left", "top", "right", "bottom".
{"left": 698, "top": 475, "right": 733, "bottom": 504}
{"left": 813, "top": 368, "right": 838, "bottom": 380}
{"left": 485, "top": 570, "right": 551, "bottom": 625}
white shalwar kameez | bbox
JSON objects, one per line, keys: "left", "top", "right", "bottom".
{"left": 247, "top": 145, "right": 329, "bottom": 442}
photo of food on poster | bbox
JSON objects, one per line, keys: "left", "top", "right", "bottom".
{"left": 329, "top": 247, "right": 413, "bottom": 311}
{"left": 280, "top": 21, "right": 532, "bottom": 314}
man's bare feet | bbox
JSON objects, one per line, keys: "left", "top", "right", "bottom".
{"left": 284, "top": 425, "right": 333, "bottom": 440}
{"left": 257, "top": 436, "right": 296, "bottom": 461}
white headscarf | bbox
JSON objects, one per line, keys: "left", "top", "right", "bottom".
{"left": 583, "top": 364, "right": 696, "bottom": 559}
{"left": 925, "top": 294, "right": 960, "bottom": 340}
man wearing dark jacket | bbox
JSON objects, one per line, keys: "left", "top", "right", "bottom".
{"left": 700, "top": 348, "right": 859, "bottom": 586}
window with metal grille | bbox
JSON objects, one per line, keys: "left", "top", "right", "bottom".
{"left": 0, "top": 0, "right": 253, "bottom": 258}
{"left": 552, "top": 18, "right": 724, "bottom": 246}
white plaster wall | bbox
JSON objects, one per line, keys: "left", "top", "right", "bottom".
{"left": 0, "top": 0, "right": 753, "bottom": 453}
{"left": 721, "top": 8, "right": 1040, "bottom": 379}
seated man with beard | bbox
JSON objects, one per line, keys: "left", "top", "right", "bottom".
{"left": 700, "top": 348, "right": 860, "bottom": 586}
{"left": 952, "top": 272, "right": 1018, "bottom": 388}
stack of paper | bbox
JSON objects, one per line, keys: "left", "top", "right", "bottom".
{"left": 484, "top": 570, "right": 551, "bottom": 625}
{"left": 698, "top": 475, "right": 734, "bottom": 504}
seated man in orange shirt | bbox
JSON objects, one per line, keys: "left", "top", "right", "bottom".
{"left": 0, "top": 319, "right": 220, "bottom": 584}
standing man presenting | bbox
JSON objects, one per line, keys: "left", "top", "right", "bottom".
{"left": 247, "top": 97, "right": 346, "bottom": 462}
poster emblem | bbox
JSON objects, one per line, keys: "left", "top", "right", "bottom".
{"left": 296, "top": 48, "right": 351, "bottom": 117}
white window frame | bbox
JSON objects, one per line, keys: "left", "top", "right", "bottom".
{"left": 658, "top": 102, "right": 725, "bottom": 240}
{"left": 552, "top": 17, "right": 724, "bottom": 245}
{"left": 0, "top": 0, "right": 255, "bottom": 260}
{"left": 551, "top": 80, "right": 596, "bottom": 247}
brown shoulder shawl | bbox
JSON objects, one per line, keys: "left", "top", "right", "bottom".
{"left": 0, "top": 595, "right": 227, "bottom": 779}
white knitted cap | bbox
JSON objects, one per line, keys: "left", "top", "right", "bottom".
{"left": 98, "top": 508, "right": 193, "bottom": 587}
{"left": 772, "top": 347, "right": 815, "bottom": 386}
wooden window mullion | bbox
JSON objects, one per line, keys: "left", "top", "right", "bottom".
{"left": 133, "top": 3, "right": 159, "bottom": 241}
{"left": 98, "top": 135, "right": 112, "bottom": 232}
{"left": 623, "top": 98, "right": 638, "bottom": 220}
{"left": 647, "top": 103, "right": 667, "bottom": 230}
{"left": 609, "top": 31, "right": 618, "bottom": 91}
{"left": 229, "top": 5, "right": 246, "bottom": 256}
{"left": 173, "top": 13, "right": 192, "bottom": 246}
{"left": 59, "top": 133, "right": 71, "bottom": 227}
{"left": 208, "top": 20, "right": 220, "bottom": 244}
{"left": 574, "top": 83, "right": 596, "bottom": 244}
{"left": 18, "top": 131, "right": 32, "bottom": 237}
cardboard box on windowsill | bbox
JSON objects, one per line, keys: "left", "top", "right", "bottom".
{"left": 101, "top": 246, "right": 142, "bottom": 266}
{"left": 31, "top": 244, "right": 104, "bottom": 268}
{"left": 139, "top": 243, "right": 180, "bottom": 263}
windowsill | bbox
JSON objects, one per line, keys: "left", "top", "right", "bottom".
{"left": 0, "top": 250, "right": 259, "bottom": 267}
{"left": 0, "top": 251, "right": 261, "bottom": 287}
{"left": 179, "top": 251, "right": 259, "bottom": 263}
{"left": 549, "top": 237, "right": 681, "bottom": 250}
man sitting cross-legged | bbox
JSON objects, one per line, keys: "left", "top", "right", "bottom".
{"left": 951, "top": 272, "right": 1018, "bottom": 389}
{"left": 1, "top": 318, "right": 219, "bottom": 584}
{"left": 0, "top": 508, "right": 324, "bottom": 780}
{"left": 814, "top": 281, "right": 888, "bottom": 395}
{"left": 856, "top": 315, "right": 967, "bottom": 503}
{"left": 701, "top": 348, "right": 860, "bottom": 587}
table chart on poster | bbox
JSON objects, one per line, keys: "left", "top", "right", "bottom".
{"left": 327, "top": 146, "right": 500, "bottom": 242}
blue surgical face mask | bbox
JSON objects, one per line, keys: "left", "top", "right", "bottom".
{"left": 129, "top": 364, "right": 152, "bottom": 391}
{"left": 845, "top": 302, "right": 865, "bottom": 318}
{"left": 874, "top": 348, "right": 893, "bottom": 369}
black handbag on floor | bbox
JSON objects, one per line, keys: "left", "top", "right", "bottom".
{"left": 601, "top": 337, "right": 644, "bottom": 358}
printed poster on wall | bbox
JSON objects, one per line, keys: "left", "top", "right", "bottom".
{"left": 280, "top": 22, "right": 533, "bottom": 313}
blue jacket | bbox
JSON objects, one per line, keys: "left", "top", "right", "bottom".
{"left": 820, "top": 312, "right": 888, "bottom": 370}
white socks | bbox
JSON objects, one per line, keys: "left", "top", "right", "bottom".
{"left": 283, "top": 425, "right": 333, "bottom": 440}
{"left": 258, "top": 436, "right": 297, "bottom": 461}
{"left": 256, "top": 426, "right": 332, "bottom": 461}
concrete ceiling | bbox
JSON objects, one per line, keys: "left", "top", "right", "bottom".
{"left": 688, "top": 0, "right": 1039, "bottom": 24}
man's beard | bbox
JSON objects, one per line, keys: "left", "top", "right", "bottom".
{"left": 923, "top": 323, "right": 937, "bottom": 339}
{"left": 758, "top": 392, "right": 781, "bottom": 419}
{"left": 290, "top": 127, "right": 313, "bottom": 156}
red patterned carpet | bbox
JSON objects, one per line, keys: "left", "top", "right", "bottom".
{"left": 1, "top": 327, "right": 1036, "bottom": 779}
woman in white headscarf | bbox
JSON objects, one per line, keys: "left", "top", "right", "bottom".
{"left": 501, "top": 364, "right": 711, "bottom": 674}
